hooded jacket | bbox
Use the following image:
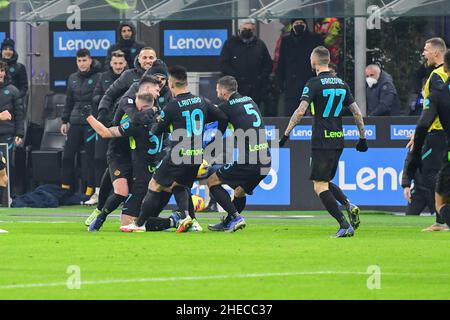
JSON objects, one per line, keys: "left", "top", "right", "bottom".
{"left": 105, "top": 22, "right": 145, "bottom": 69}
{"left": 366, "top": 70, "right": 401, "bottom": 116}
{"left": 62, "top": 59, "right": 102, "bottom": 125}
{"left": 276, "top": 25, "right": 323, "bottom": 100}
{"left": 0, "top": 81, "right": 24, "bottom": 137}
{"left": 2, "top": 52, "right": 28, "bottom": 99}
{"left": 219, "top": 35, "right": 273, "bottom": 104}
{"left": 97, "top": 55, "right": 147, "bottom": 117}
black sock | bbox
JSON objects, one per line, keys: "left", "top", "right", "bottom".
{"left": 319, "top": 190, "right": 350, "bottom": 229}
{"left": 188, "top": 195, "right": 196, "bottom": 219}
{"left": 136, "top": 190, "right": 162, "bottom": 226}
{"left": 99, "top": 193, "right": 127, "bottom": 219}
{"left": 145, "top": 217, "right": 171, "bottom": 231}
{"left": 233, "top": 196, "right": 246, "bottom": 213}
{"left": 97, "top": 169, "right": 112, "bottom": 210}
{"left": 172, "top": 186, "right": 190, "bottom": 218}
{"left": 329, "top": 182, "right": 349, "bottom": 207}
{"left": 0, "top": 186, "right": 4, "bottom": 203}
{"left": 210, "top": 185, "right": 238, "bottom": 218}
{"left": 439, "top": 204, "right": 450, "bottom": 226}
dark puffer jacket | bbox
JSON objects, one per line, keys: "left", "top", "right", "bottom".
{"left": 0, "top": 81, "right": 24, "bottom": 137}
{"left": 92, "top": 66, "right": 125, "bottom": 116}
{"left": 62, "top": 60, "right": 102, "bottom": 125}
{"left": 97, "top": 56, "right": 146, "bottom": 117}
{"left": 2, "top": 52, "right": 28, "bottom": 98}
{"left": 104, "top": 22, "right": 145, "bottom": 69}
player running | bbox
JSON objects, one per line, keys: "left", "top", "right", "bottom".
{"left": 207, "top": 76, "right": 271, "bottom": 232}
{"left": 279, "top": 46, "right": 368, "bottom": 238}
{"left": 407, "top": 49, "right": 450, "bottom": 230}
{"left": 120, "top": 65, "right": 228, "bottom": 233}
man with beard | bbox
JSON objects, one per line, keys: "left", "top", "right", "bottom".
{"left": 105, "top": 22, "right": 144, "bottom": 69}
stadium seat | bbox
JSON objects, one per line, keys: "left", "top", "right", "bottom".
{"left": 30, "top": 117, "right": 66, "bottom": 184}
{"left": 42, "top": 93, "right": 66, "bottom": 119}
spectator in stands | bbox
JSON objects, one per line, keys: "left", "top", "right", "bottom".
{"left": 0, "top": 61, "right": 24, "bottom": 193}
{"left": 365, "top": 64, "right": 401, "bottom": 116}
{"left": 104, "top": 22, "right": 144, "bottom": 70}
{"left": 276, "top": 16, "right": 323, "bottom": 116}
{"left": 219, "top": 19, "right": 272, "bottom": 107}
{"left": 86, "top": 50, "right": 128, "bottom": 206}
{"left": 97, "top": 47, "right": 157, "bottom": 124}
{"left": 1, "top": 38, "right": 28, "bottom": 99}
{"left": 60, "top": 49, "right": 102, "bottom": 197}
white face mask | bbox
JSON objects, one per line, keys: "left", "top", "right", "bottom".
{"left": 366, "top": 77, "right": 378, "bottom": 88}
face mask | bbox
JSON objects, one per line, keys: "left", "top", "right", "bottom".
{"left": 366, "top": 77, "right": 378, "bottom": 88}
{"left": 240, "top": 29, "right": 253, "bottom": 40}
{"left": 293, "top": 24, "right": 306, "bottom": 36}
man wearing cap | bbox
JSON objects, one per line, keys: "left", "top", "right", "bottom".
{"left": 105, "top": 22, "right": 145, "bottom": 69}
{"left": 219, "top": 19, "right": 272, "bottom": 107}
{"left": 0, "top": 38, "right": 28, "bottom": 99}
{"left": 276, "top": 16, "right": 323, "bottom": 116}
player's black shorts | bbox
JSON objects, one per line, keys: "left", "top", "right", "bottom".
{"left": 108, "top": 158, "right": 133, "bottom": 183}
{"left": 435, "top": 162, "right": 450, "bottom": 198}
{"left": 122, "top": 166, "right": 154, "bottom": 217}
{"left": 216, "top": 163, "right": 270, "bottom": 195}
{"left": 309, "top": 148, "right": 343, "bottom": 181}
{"left": 153, "top": 157, "right": 199, "bottom": 188}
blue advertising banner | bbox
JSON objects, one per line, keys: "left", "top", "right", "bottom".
{"left": 332, "top": 148, "right": 408, "bottom": 206}
{"left": 53, "top": 30, "right": 116, "bottom": 57}
{"left": 163, "top": 29, "right": 227, "bottom": 56}
{"left": 290, "top": 125, "right": 376, "bottom": 140}
{"left": 390, "top": 125, "right": 416, "bottom": 140}
{"left": 0, "top": 32, "right": 5, "bottom": 45}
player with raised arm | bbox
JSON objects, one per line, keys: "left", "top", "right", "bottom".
{"left": 279, "top": 46, "right": 368, "bottom": 238}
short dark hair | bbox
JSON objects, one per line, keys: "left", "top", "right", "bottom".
{"left": 217, "top": 76, "right": 238, "bottom": 93}
{"left": 168, "top": 65, "right": 188, "bottom": 87}
{"left": 444, "top": 49, "right": 450, "bottom": 72}
{"left": 111, "top": 50, "right": 125, "bottom": 58}
{"left": 0, "top": 61, "right": 7, "bottom": 72}
{"left": 76, "top": 48, "right": 91, "bottom": 58}
{"left": 136, "top": 92, "right": 154, "bottom": 105}
{"left": 312, "top": 46, "right": 330, "bottom": 66}
{"left": 139, "top": 75, "right": 161, "bottom": 87}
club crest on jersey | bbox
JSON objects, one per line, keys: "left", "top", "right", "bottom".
{"left": 114, "top": 169, "right": 121, "bottom": 176}
{"left": 128, "top": 98, "right": 134, "bottom": 104}
{"left": 302, "top": 86, "right": 309, "bottom": 95}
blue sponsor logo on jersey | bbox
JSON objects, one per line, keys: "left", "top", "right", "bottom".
{"left": 333, "top": 148, "right": 408, "bottom": 205}
{"left": 164, "top": 29, "right": 228, "bottom": 56}
{"left": 53, "top": 30, "right": 116, "bottom": 57}
{"left": 390, "top": 125, "right": 416, "bottom": 140}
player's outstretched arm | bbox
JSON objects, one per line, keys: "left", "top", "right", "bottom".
{"left": 348, "top": 102, "right": 368, "bottom": 152}
{"left": 85, "top": 114, "right": 123, "bottom": 139}
{"left": 279, "top": 100, "right": 309, "bottom": 146}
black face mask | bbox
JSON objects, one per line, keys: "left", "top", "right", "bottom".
{"left": 293, "top": 24, "right": 306, "bottom": 36}
{"left": 240, "top": 29, "right": 254, "bottom": 40}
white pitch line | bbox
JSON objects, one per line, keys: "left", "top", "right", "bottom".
{"left": 1, "top": 271, "right": 449, "bottom": 290}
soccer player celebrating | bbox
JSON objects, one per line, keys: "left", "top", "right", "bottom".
{"left": 407, "top": 49, "right": 450, "bottom": 230}
{"left": 279, "top": 46, "right": 368, "bottom": 238}
{"left": 207, "top": 76, "right": 271, "bottom": 232}
{"left": 120, "top": 65, "right": 228, "bottom": 233}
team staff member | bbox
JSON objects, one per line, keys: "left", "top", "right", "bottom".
{"left": 0, "top": 61, "right": 24, "bottom": 193}
{"left": 120, "top": 66, "right": 228, "bottom": 233}
{"left": 97, "top": 47, "right": 157, "bottom": 125}
{"left": 85, "top": 50, "right": 128, "bottom": 206}
{"left": 60, "top": 48, "right": 102, "bottom": 196}
{"left": 104, "top": 22, "right": 145, "bottom": 70}
{"left": 85, "top": 76, "right": 162, "bottom": 229}
{"left": 407, "top": 49, "right": 450, "bottom": 231}
{"left": 207, "top": 76, "right": 271, "bottom": 232}
{"left": 408, "top": 37, "right": 449, "bottom": 232}
{"left": 0, "top": 38, "right": 28, "bottom": 99}
{"left": 279, "top": 46, "right": 367, "bottom": 238}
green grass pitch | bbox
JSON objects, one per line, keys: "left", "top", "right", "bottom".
{"left": 1, "top": 206, "right": 449, "bottom": 300}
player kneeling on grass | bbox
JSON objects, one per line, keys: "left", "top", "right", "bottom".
{"left": 407, "top": 49, "right": 450, "bottom": 232}
{"left": 206, "top": 76, "right": 272, "bottom": 233}
{"left": 279, "top": 46, "right": 367, "bottom": 238}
